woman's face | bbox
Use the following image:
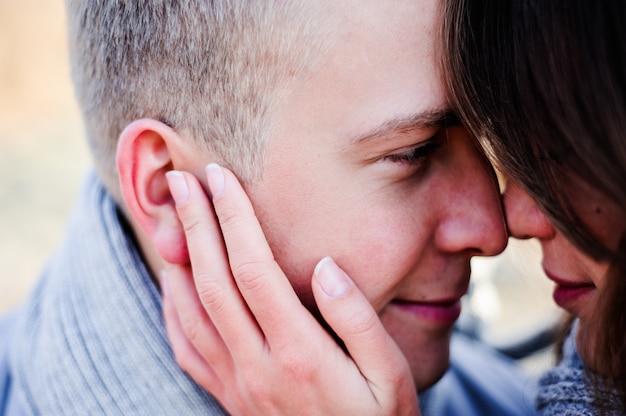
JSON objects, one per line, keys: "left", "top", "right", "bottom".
{"left": 503, "top": 175, "right": 623, "bottom": 367}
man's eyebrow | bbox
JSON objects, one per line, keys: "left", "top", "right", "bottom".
{"left": 351, "top": 109, "right": 461, "bottom": 144}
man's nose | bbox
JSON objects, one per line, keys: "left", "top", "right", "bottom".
{"left": 435, "top": 167, "right": 508, "bottom": 257}
{"left": 503, "top": 181, "right": 555, "bottom": 240}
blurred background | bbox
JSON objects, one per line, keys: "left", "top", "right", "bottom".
{"left": 0, "top": 0, "right": 562, "bottom": 377}
{"left": 0, "top": 0, "right": 90, "bottom": 312}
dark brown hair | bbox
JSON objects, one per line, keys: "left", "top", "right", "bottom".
{"left": 442, "top": 0, "right": 626, "bottom": 408}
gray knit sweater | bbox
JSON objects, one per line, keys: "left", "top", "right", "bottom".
{"left": 536, "top": 321, "right": 623, "bottom": 415}
{"left": 10, "top": 172, "right": 225, "bottom": 415}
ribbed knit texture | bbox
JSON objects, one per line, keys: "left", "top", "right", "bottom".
{"left": 536, "top": 321, "right": 622, "bottom": 415}
{"left": 10, "top": 172, "right": 225, "bottom": 415}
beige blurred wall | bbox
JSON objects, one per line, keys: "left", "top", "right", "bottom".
{"left": 0, "top": 0, "right": 90, "bottom": 312}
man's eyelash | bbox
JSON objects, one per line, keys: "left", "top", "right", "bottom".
{"left": 383, "top": 140, "right": 442, "bottom": 165}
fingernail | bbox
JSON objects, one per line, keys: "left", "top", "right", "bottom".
{"left": 314, "top": 256, "right": 350, "bottom": 298}
{"left": 166, "top": 171, "right": 189, "bottom": 204}
{"left": 205, "top": 163, "right": 225, "bottom": 198}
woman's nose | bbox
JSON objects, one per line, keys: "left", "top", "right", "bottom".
{"left": 503, "top": 181, "right": 555, "bottom": 240}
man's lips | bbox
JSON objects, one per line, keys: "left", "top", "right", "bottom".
{"left": 391, "top": 298, "right": 462, "bottom": 324}
{"left": 544, "top": 270, "right": 595, "bottom": 310}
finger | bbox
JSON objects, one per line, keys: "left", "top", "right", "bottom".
{"left": 311, "top": 257, "right": 415, "bottom": 392}
{"left": 161, "top": 268, "right": 223, "bottom": 392}
{"left": 162, "top": 262, "right": 235, "bottom": 378}
{"left": 166, "top": 171, "right": 263, "bottom": 354}
{"left": 205, "top": 164, "right": 323, "bottom": 344}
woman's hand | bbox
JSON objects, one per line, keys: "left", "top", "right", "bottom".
{"left": 161, "top": 163, "right": 419, "bottom": 415}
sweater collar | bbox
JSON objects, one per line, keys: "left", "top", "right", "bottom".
{"left": 11, "top": 172, "right": 224, "bottom": 415}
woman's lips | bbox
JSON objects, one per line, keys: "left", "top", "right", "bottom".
{"left": 391, "top": 298, "right": 462, "bottom": 324}
{"left": 545, "top": 270, "right": 595, "bottom": 310}
{"left": 552, "top": 285, "right": 594, "bottom": 309}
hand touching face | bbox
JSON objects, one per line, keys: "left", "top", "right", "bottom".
{"left": 160, "top": 0, "right": 507, "bottom": 390}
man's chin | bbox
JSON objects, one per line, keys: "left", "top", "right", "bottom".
{"left": 411, "top": 355, "right": 450, "bottom": 391}
{"left": 405, "top": 335, "right": 452, "bottom": 391}
{"left": 382, "top": 309, "right": 454, "bottom": 391}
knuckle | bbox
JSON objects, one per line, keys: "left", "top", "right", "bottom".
{"left": 236, "top": 365, "right": 278, "bottom": 405}
{"left": 276, "top": 349, "right": 316, "bottom": 384}
{"left": 215, "top": 203, "right": 243, "bottom": 234}
{"left": 180, "top": 214, "right": 208, "bottom": 240}
{"left": 195, "top": 277, "right": 229, "bottom": 313}
{"left": 386, "top": 360, "right": 412, "bottom": 387}
{"left": 231, "top": 258, "right": 275, "bottom": 292}
{"left": 179, "top": 313, "right": 202, "bottom": 344}
{"left": 345, "top": 306, "right": 379, "bottom": 338}
{"left": 244, "top": 375, "right": 270, "bottom": 400}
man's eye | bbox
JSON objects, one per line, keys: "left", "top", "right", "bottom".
{"left": 383, "top": 140, "right": 442, "bottom": 166}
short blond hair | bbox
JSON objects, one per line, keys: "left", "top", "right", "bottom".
{"left": 66, "top": 0, "right": 333, "bottom": 198}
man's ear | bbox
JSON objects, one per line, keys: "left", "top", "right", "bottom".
{"left": 117, "top": 119, "right": 189, "bottom": 265}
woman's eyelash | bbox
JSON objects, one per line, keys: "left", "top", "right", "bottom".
{"left": 383, "top": 140, "right": 442, "bottom": 165}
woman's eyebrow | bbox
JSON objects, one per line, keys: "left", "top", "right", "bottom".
{"left": 351, "top": 109, "right": 460, "bottom": 145}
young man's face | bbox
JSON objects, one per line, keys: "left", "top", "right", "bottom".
{"left": 232, "top": 0, "right": 507, "bottom": 390}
